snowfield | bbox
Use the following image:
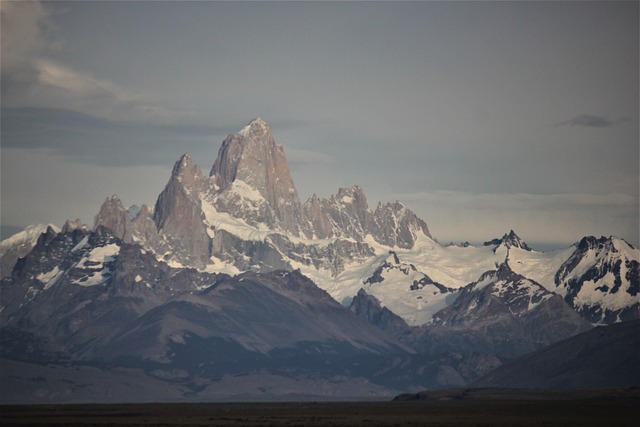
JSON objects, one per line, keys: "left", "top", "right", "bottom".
{"left": 71, "top": 244, "right": 120, "bottom": 287}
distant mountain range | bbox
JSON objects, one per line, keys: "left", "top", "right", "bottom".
{"left": 1, "top": 118, "right": 638, "bottom": 402}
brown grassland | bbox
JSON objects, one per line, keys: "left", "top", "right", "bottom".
{"left": 1, "top": 388, "right": 637, "bottom": 427}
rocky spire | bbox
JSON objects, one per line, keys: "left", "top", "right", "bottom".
{"left": 62, "top": 218, "right": 88, "bottom": 234}
{"left": 371, "top": 201, "right": 433, "bottom": 248}
{"left": 501, "top": 230, "right": 531, "bottom": 251}
{"left": 154, "top": 154, "right": 204, "bottom": 231}
{"left": 209, "top": 118, "right": 305, "bottom": 236}
{"left": 94, "top": 195, "right": 132, "bottom": 243}
{"left": 210, "top": 119, "right": 297, "bottom": 199}
{"left": 484, "top": 230, "right": 531, "bottom": 252}
{"left": 302, "top": 186, "right": 372, "bottom": 240}
{"left": 153, "top": 154, "right": 210, "bottom": 266}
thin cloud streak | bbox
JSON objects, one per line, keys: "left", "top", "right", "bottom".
{"left": 553, "top": 114, "right": 618, "bottom": 129}
{"left": 30, "top": 59, "right": 210, "bottom": 126}
{"left": 0, "top": 107, "right": 234, "bottom": 167}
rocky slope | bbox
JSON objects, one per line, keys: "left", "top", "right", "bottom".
{"left": 2, "top": 226, "right": 435, "bottom": 399}
{"left": 412, "top": 262, "right": 592, "bottom": 357}
{"left": 472, "top": 319, "right": 640, "bottom": 388}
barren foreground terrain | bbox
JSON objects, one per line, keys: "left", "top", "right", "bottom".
{"left": 1, "top": 388, "right": 637, "bottom": 426}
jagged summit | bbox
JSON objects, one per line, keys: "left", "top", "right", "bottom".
{"left": 207, "top": 118, "right": 304, "bottom": 235}
{"left": 553, "top": 235, "right": 639, "bottom": 324}
{"left": 94, "top": 195, "right": 130, "bottom": 243}
{"left": 430, "top": 259, "right": 592, "bottom": 356}
{"left": 238, "top": 117, "right": 270, "bottom": 137}
{"left": 68, "top": 118, "right": 638, "bottom": 328}
{"left": 484, "top": 230, "right": 531, "bottom": 252}
{"left": 86, "top": 118, "right": 437, "bottom": 274}
{"left": 61, "top": 219, "right": 88, "bottom": 234}
{"left": 209, "top": 118, "right": 295, "bottom": 195}
{"left": 502, "top": 230, "right": 531, "bottom": 251}
{"left": 574, "top": 235, "right": 634, "bottom": 253}
{"left": 2, "top": 118, "right": 639, "bottom": 402}
{"left": 170, "top": 153, "right": 204, "bottom": 188}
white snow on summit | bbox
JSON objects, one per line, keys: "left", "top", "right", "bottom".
{"left": 0, "top": 224, "right": 59, "bottom": 257}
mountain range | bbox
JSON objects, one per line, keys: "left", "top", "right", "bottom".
{"left": 1, "top": 118, "right": 638, "bottom": 402}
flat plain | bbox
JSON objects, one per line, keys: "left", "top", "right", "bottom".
{"left": 1, "top": 388, "right": 638, "bottom": 427}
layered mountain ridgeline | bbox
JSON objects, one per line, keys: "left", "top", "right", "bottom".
{"left": 105, "top": 118, "right": 430, "bottom": 275}
{"left": 1, "top": 225, "right": 492, "bottom": 401}
{"left": 1, "top": 118, "right": 639, "bottom": 401}
{"left": 88, "top": 118, "right": 639, "bottom": 327}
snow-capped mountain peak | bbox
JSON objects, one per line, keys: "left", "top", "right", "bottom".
{"left": 15, "top": 118, "right": 637, "bottom": 330}
{"left": 553, "top": 235, "right": 639, "bottom": 324}
{"left": 430, "top": 261, "right": 591, "bottom": 354}
{"left": 0, "top": 224, "right": 60, "bottom": 256}
{"left": 484, "top": 230, "right": 531, "bottom": 252}
{"left": 468, "top": 263, "right": 552, "bottom": 314}
{"left": 2, "top": 117, "right": 639, "bottom": 402}
{"left": 1, "top": 224, "right": 61, "bottom": 279}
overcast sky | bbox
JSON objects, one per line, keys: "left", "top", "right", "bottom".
{"left": 1, "top": 1, "right": 638, "bottom": 249}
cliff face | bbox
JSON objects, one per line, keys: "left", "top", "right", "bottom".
{"left": 153, "top": 154, "right": 210, "bottom": 267}
{"left": 94, "top": 196, "right": 132, "bottom": 243}
{"left": 210, "top": 118, "right": 306, "bottom": 236}
{"left": 139, "top": 118, "right": 433, "bottom": 274}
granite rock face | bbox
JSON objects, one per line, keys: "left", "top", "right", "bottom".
{"left": 94, "top": 196, "right": 132, "bottom": 243}
{"left": 94, "top": 118, "right": 435, "bottom": 275}
{"left": 153, "top": 154, "right": 210, "bottom": 268}
{"left": 303, "top": 186, "right": 372, "bottom": 240}
{"left": 210, "top": 118, "right": 306, "bottom": 237}
{"left": 301, "top": 186, "right": 433, "bottom": 248}
{"left": 371, "top": 201, "right": 433, "bottom": 248}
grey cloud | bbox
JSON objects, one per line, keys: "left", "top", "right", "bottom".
{"left": 1, "top": 107, "right": 233, "bottom": 167}
{"left": 1, "top": 108, "right": 317, "bottom": 168}
{"left": 554, "top": 114, "right": 617, "bottom": 128}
